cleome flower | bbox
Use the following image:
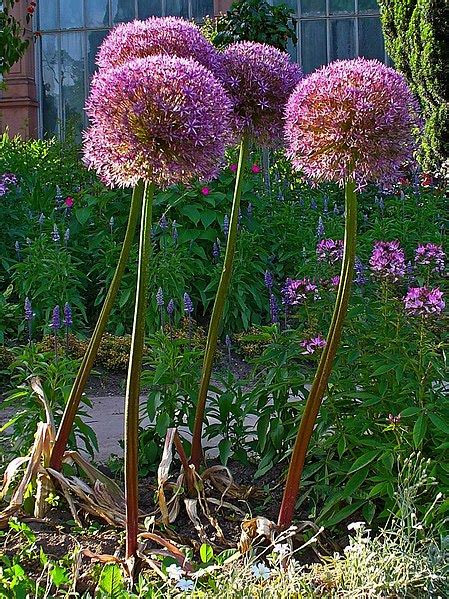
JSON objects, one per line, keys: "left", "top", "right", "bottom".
{"left": 285, "top": 58, "right": 420, "bottom": 188}
{"left": 221, "top": 41, "right": 302, "bottom": 147}
{"left": 369, "top": 240, "right": 406, "bottom": 282}
{"left": 301, "top": 335, "right": 326, "bottom": 354}
{"left": 403, "top": 286, "right": 445, "bottom": 317}
{"left": 316, "top": 238, "right": 344, "bottom": 264}
{"left": 96, "top": 16, "right": 222, "bottom": 76}
{"left": 83, "top": 55, "right": 233, "bottom": 189}
{"left": 281, "top": 278, "right": 319, "bottom": 306}
{"left": 414, "top": 243, "right": 445, "bottom": 273}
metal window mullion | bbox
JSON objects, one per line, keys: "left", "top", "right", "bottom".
{"left": 326, "top": 0, "right": 331, "bottom": 63}
{"left": 35, "top": 34, "right": 43, "bottom": 137}
{"left": 83, "top": 30, "right": 89, "bottom": 131}
{"left": 108, "top": 0, "right": 112, "bottom": 27}
{"left": 354, "top": 0, "right": 359, "bottom": 56}
{"left": 57, "top": 33, "right": 63, "bottom": 140}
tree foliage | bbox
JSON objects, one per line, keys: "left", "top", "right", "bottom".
{"left": 379, "top": 0, "right": 449, "bottom": 171}
{"left": 0, "top": 0, "right": 35, "bottom": 78}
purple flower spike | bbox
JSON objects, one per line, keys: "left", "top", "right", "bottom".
{"left": 333, "top": 203, "right": 339, "bottom": 215}
{"left": 281, "top": 278, "right": 319, "bottom": 306}
{"left": 264, "top": 270, "right": 273, "bottom": 290}
{"left": 317, "top": 239, "right": 344, "bottom": 264}
{"left": 172, "top": 221, "right": 178, "bottom": 243}
{"left": 223, "top": 214, "right": 229, "bottom": 237}
{"left": 311, "top": 198, "right": 317, "bottom": 210}
{"left": 269, "top": 293, "right": 279, "bottom": 324}
{"left": 316, "top": 216, "right": 325, "bottom": 239}
{"left": 225, "top": 334, "right": 232, "bottom": 349}
{"left": 38, "top": 213, "right": 45, "bottom": 226}
{"left": 97, "top": 17, "right": 223, "bottom": 76}
{"left": 24, "top": 297, "right": 33, "bottom": 321}
{"left": 414, "top": 243, "right": 445, "bottom": 273}
{"left": 52, "top": 224, "right": 60, "bottom": 242}
{"left": 183, "top": 292, "right": 193, "bottom": 315}
{"left": 247, "top": 203, "right": 253, "bottom": 218}
{"left": 83, "top": 55, "right": 233, "bottom": 189}
{"left": 156, "top": 287, "right": 164, "bottom": 307}
{"left": 285, "top": 58, "right": 420, "bottom": 188}
{"left": 301, "top": 334, "right": 326, "bottom": 355}
{"left": 63, "top": 302, "right": 72, "bottom": 327}
{"left": 403, "top": 287, "right": 445, "bottom": 317}
{"left": 212, "top": 241, "right": 220, "bottom": 259}
{"left": 167, "top": 299, "right": 175, "bottom": 316}
{"left": 369, "top": 240, "right": 406, "bottom": 282}
{"left": 159, "top": 214, "right": 168, "bottom": 230}
{"left": 222, "top": 41, "right": 302, "bottom": 146}
{"left": 354, "top": 257, "right": 367, "bottom": 285}
{"left": 50, "top": 305, "right": 61, "bottom": 330}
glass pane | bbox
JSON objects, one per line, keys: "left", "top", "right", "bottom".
{"left": 330, "top": 18, "right": 355, "bottom": 60}
{"left": 112, "top": 0, "right": 136, "bottom": 23}
{"left": 301, "top": 19, "right": 327, "bottom": 74}
{"left": 39, "top": 2, "right": 58, "bottom": 30}
{"left": 191, "top": 0, "right": 214, "bottom": 19}
{"left": 301, "top": 0, "right": 325, "bottom": 15}
{"left": 41, "top": 35, "right": 60, "bottom": 136}
{"left": 61, "top": 32, "right": 85, "bottom": 138}
{"left": 273, "top": 0, "right": 296, "bottom": 13}
{"left": 359, "top": 17, "right": 384, "bottom": 61}
{"left": 87, "top": 30, "right": 109, "bottom": 78}
{"left": 86, "top": 0, "right": 110, "bottom": 27}
{"left": 138, "top": 0, "right": 163, "bottom": 18}
{"left": 165, "top": 0, "right": 189, "bottom": 18}
{"left": 359, "top": 0, "right": 378, "bottom": 11}
{"left": 60, "top": 0, "right": 84, "bottom": 29}
{"left": 329, "top": 0, "right": 355, "bottom": 14}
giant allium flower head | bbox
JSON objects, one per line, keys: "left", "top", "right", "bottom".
{"left": 285, "top": 58, "right": 421, "bottom": 188}
{"left": 97, "top": 17, "right": 222, "bottom": 76}
{"left": 369, "top": 240, "right": 406, "bottom": 282}
{"left": 83, "top": 55, "right": 233, "bottom": 188}
{"left": 403, "top": 287, "right": 445, "bottom": 317}
{"left": 221, "top": 41, "right": 302, "bottom": 147}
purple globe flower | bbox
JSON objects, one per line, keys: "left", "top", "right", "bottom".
{"left": 97, "top": 17, "right": 222, "bottom": 76}
{"left": 221, "top": 41, "right": 302, "bottom": 147}
{"left": 403, "top": 287, "right": 445, "bottom": 317}
{"left": 285, "top": 58, "right": 420, "bottom": 188}
{"left": 316, "top": 239, "right": 344, "bottom": 264}
{"left": 369, "top": 240, "right": 406, "bottom": 282}
{"left": 281, "top": 278, "right": 319, "bottom": 306}
{"left": 301, "top": 335, "right": 326, "bottom": 355}
{"left": 83, "top": 55, "right": 233, "bottom": 189}
{"left": 414, "top": 243, "right": 445, "bottom": 273}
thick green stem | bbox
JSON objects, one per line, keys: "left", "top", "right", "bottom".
{"left": 50, "top": 183, "right": 144, "bottom": 471}
{"left": 277, "top": 179, "right": 357, "bottom": 528}
{"left": 190, "top": 136, "right": 250, "bottom": 470}
{"left": 124, "top": 181, "right": 154, "bottom": 560}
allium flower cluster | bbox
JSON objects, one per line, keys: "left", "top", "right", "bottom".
{"left": 285, "top": 58, "right": 420, "bottom": 187}
{"left": 222, "top": 41, "right": 302, "bottom": 146}
{"left": 83, "top": 55, "right": 233, "bottom": 188}
{"left": 97, "top": 17, "right": 222, "bottom": 75}
{"left": 403, "top": 287, "right": 445, "bottom": 317}
{"left": 317, "top": 239, "right": 344, "bottom": 264}
{"left": 369, "top": 240, "right": 406, "bottom": 282}
{"left": 301, "top": 335, "right": 326, "bottom": 355}
{"left": 414, "top": 243, "right": 445, "bottom": 273}
{"left": 281, "top": 278, "right": 319, "bottom": 306}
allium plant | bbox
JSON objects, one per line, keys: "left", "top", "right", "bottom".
{"left": 403, "top": 287, "right": 445, "bottom": 317}
{"left": 279, "top": 58, "right": 418, "bottom": 528}
{"left": 51, "top": 49, "right": 232, "bottom": 561}
{"left": 190, "top": 41, "right": 302, "bottom": 470}
{"left": 369, "top": 241, "right": 406, "bottom": 282}
{"left": 96, "top": 16, "right": 222, "bottom": 75}
{"left": 285, "top": 58, "right": 420, "bottom": 189}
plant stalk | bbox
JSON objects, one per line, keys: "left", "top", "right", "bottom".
{"left": 277, "top": 179, "right": 357, "bottom": 528}
{"left": 50, "top": 183, "right": 144, "bottom": 471}
{"left": 124, "top": 181, "right": 154, "bottom": 560}
{"left": 190, "top": 135, "right": 250, "bottom": 470}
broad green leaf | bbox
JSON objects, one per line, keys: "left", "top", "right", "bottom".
{"left": 347, "top": 450, "right": 380, "bottom": 474}
{"left": 98, "top": 564, "right": 124, "bottom": 598}
{"left": 413, "top": 414, "right": 427, "bottom": 447}
{"left": 200, "top": 544, "right": 214, "bottom": 564}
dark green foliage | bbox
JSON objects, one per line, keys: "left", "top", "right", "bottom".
{"left": 378, "top": 0, "right": 449, "bottom": 170}
{"left": 0, "top": 1, "right": 33, "bottom": 77}
{"left": 210, "top": 0, "right": 297, "bottom": 50}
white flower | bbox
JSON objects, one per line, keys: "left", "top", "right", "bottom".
{"left": 176, "top": 578, "right": 194, "bottom": 591}
{"left": 272, "top": 543, "right": 290, "bottom": 558}
{"left": 166, "top": 564, "right": 184, "bottom": 581}
{"left": 347, "top": 521, "right": 365, "bottom": 531}
{"left": 251, "top": 562, "right": 271, "bottom": 580}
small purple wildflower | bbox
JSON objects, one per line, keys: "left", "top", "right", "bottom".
{"left": 55, "top": 186, "right": 63, "bottom": 207}
{"left": 264, "top": 270, "right": 273, "bottom": 291}
{"left": 317, "top": 239, "right": 344, "bottom": 264}
{"left": 269, "top": 293, "right": 279, "bottom": 324}
{"left": 24, "top": 297, "right": 33, "bottom": 321}
{"left": 156, "top": 287, "right": 164, "bottom": 307}
{"left": 414, "top": 243, "right": 445, "bottom": 273}
{"left": 311, "top": 198, "right": 317, "bottom": 210}
{"left": 64, "top": 228, "right": 70, "bottom": 245}
{"left": 159, "top": 214, "right": 168, "bottom": 230}
{"left": 301, "top": 335, "right": 326, "bottom": 355}
{"left": 316, "top": 216, "right": 325, "bottom": 239}
{"left": 183, "top": 292, "right": 193, "bottom": 315}
{"left": 281, "top": 278, "right": 319, "bottom": 306}
{"left": 223, "top": 214, "right": 229, "bottom": 237}
{"left": 354, "top": 257, "right": 367, "bottom": 285}
{"left": 167, "top": 299, "right": 175, "bottom": 316}
{"left": 63, "top": 302, "right": 73, "bottom": 327}
{"left": 323, "top": 195, "right": 329, "bottom": 213}
{"left": 50, "top": 305, "right": 61, "bottom": 330}
{"left": 330, "top": 275, "right": 340, "bottom": 288}
{"left": 212, "top": 241, "right": 220, "bottom": 260}
{"left": 225, "top": 334, "right": 232, "bottom": 349}
{"left": 52, "top": 224, "right": 60, "bottom": 242}
{"left": 403, "top": 287, "right": 445, "bottom": 317}
{"left": 333, "top": 203, "right": 339, "bottom": 215}
{"left": 369, "top": 240, "right": 406, "bottom": 282}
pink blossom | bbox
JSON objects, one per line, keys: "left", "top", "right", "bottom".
{"left": 229, "top": 163, "right": 238, "bottom": 172}
{"left": 403, "top": 287, "right": 445, "bottom": 317}
{"left": 65, "top": 197, "right": 74, "bottom": 208}
{"left": 251, "top": 164, "right": 261, "bottom": 174}
{"left": 201, "top": 187, "right": 210, "bottom": 196}
{"left": 301, "top": 335, "right": 326, "bottom": 355}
